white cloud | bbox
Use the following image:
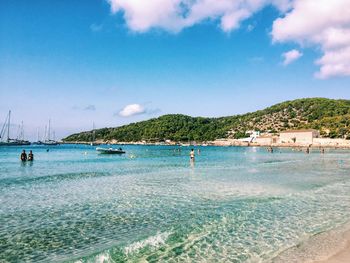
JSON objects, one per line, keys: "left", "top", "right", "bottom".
{"left": 282, "top": 49, "right": 302, "bottom": 65}
{"left": 272, "top": 0, "right": 350, "bottom": 78}
{"left": 108, "top": 0, "right": 350, "bottom": 79}
{"left": 119, "top": 104, "right": 146, "bottom": 117}
{"left": 107, "top": 0, "right": 293, "bottom": 33}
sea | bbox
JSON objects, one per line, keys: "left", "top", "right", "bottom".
{"left": 1, "top": 144, "right": 350, "bottom": 262}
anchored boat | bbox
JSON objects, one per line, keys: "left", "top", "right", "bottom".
{"left": 42, "top": 119, "right": 59, "bottom": 145}
{"left": 0, "top": 111, "right": 31, "bottom": 146}
{"left": 96, "top": 147, "right": 125, "bottom": 154}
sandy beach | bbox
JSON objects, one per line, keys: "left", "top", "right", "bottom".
{"left": 314, "top": 235, "right": 350, "bottom": 263}
{"left": 273, "top": 222, "right": 350, "bottom": 263}
{"left": 316, "top": 244, "right": 350, "bottom": 263}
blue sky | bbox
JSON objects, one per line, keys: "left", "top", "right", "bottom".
{"left": 1, "top": 0, "right": 350, "bottom": 140}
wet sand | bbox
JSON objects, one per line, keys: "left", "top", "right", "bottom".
{"left": 273, "top": 222, "right": 350, "bottom": 263}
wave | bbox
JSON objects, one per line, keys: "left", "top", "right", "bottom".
{"left": 0, "top": 172, "right": 109, "bottom": 187}
{"left": 124, "top": 231, "right": 171, "bottom": 255}
{"left": 72, "top": 231, "right": 171, "bottom": 263}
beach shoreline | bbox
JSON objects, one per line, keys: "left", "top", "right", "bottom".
{"left": 60, "top": 140, "right": 350, "bottom": 149}
{"left": 273, "top": 222, "right": 350, "bottom": 263}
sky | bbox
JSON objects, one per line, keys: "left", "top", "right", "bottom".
{"left": 1, "top": 0, "right": 350, "bottom": 140}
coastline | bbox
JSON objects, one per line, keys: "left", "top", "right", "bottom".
{"left": 273, "top": 222, "right": 350, "bottom": 263}
{"left": 60, "top": 140, "right": 350, "bottom": 149}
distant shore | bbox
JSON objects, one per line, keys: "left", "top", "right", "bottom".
{"left": 61, "top": 140, "right": 350, "bottom": 149}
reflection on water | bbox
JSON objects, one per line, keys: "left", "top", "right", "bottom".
{"left": 0, "top": 145, "right": 350, "bottom": 262}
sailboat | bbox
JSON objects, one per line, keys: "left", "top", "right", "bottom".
{"left": 16, "top": 121, "right": 31, "bottom": 145}
{"left": 90, "top": 122, "right": 100, "bottom": 146}
{"left": 42, "top": 119, "right": 59, "bottom": 145}
{"left": 0, "top": 111, "right": 31, "bottom": 146}
{"left": 32, "top": 128, "right": 44, "bottom": 145}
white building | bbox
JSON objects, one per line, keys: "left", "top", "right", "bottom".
{"left": 279, "top": 129, "right": 320, "bottom": 144}
{"left": 238, "top": 130, "right": 261, "bottom": 143}
{"left": 255, "top": 135, "right": 278, "bottom": 145}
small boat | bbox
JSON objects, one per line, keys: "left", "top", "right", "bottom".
{"left": 96, "top": 147, "right": 125, "bottom": 154}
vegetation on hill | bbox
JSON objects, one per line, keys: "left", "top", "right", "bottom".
{"left": 63, "top": 98, "right": 350, "bottom": 142}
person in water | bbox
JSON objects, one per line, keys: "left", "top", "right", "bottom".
{"left": 190, "top": 149, "right": 195, "bottom": 161}
{"left": 28, "top": 150, "right": 34, "bottom": 161}
{"left": 20, "top": 150, "right": 27, "bottom": 162}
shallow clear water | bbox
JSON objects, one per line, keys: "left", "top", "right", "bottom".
{"left": 1, "top": 145, "right": 350, "bottom": 262}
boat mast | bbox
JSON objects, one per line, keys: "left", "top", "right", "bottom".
{"left": 48, "top": 119, "right": 51, "bottom": 141}
{"left": 44, "top": 125, "right": 47, "bottom": 142}
{"left": 21, "top": 121, "right": 24, "bottom": 141}
{"left": 7, "top": 110, "right": 11, "bottom": 142}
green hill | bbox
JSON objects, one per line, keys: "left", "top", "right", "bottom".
{"left": 63, "top": 98, "right": 350, "bottom": 142}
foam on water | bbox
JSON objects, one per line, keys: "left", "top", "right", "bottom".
{"left": 1, "top": 145, "right": 350, "bottom": 262}
{"left": 124, "top": 231, "right": 171, "bottom": 255}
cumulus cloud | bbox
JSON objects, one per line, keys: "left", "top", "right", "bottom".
{"left": 119, "top": 104, "right": 146, "bottom": 117}
{"left": 272, "top": 0, "right": 350, "bottom": 78}
{"left": 107, "top": 0, "right": 293, "bottom": 33}
{"left": 108, "top": 0, "right": 350, "bottom": 79}
{"left": 282, "top": 49, "right": 302, "bottom": 65}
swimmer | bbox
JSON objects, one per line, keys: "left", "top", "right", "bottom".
{"left": 28, "top": 150, "right": 34, "bottom": 161}
{"left": 20, "top": 150, "right": 27, "bottom": 162}
{"left": 190, "top": 149, "right": 195, "bottom": 161}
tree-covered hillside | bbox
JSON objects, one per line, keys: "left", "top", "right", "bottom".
{"left": 63, "top": 98, "right": 350, "bottom": 142}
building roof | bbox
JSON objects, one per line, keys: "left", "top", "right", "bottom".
{"left": 279, "top": 129, "right": 318, "bottom": 134}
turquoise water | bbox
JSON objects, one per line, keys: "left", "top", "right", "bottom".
{"left": 1, "top": 145, "right": 350, "bottom": 262}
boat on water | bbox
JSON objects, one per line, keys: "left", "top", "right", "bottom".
{"left": 32, "top": 128, "right": 44, "bottom": 145}
{"left": 43, "top": 140, "right": 59, "bottom": 146}
{"left": 0, "top": 139, "right": 31, "bottom": 146}
{"left": 96, "top": 147, "right": 125, "bottom": 154}
{"left": 42, "top": 119, "right": 59, "bottom": 145}
{"left": 0, "top": 111, "right": 31, "bottom": 146}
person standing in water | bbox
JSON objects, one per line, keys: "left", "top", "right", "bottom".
{"left": 190, "top": 149, "right": 195, "bottom": 161}
{"left": 20, "top": 150, "right": 27, "bottom": 162}
{"left": 28, "top": 150, "right": 34, "bottom": 161}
